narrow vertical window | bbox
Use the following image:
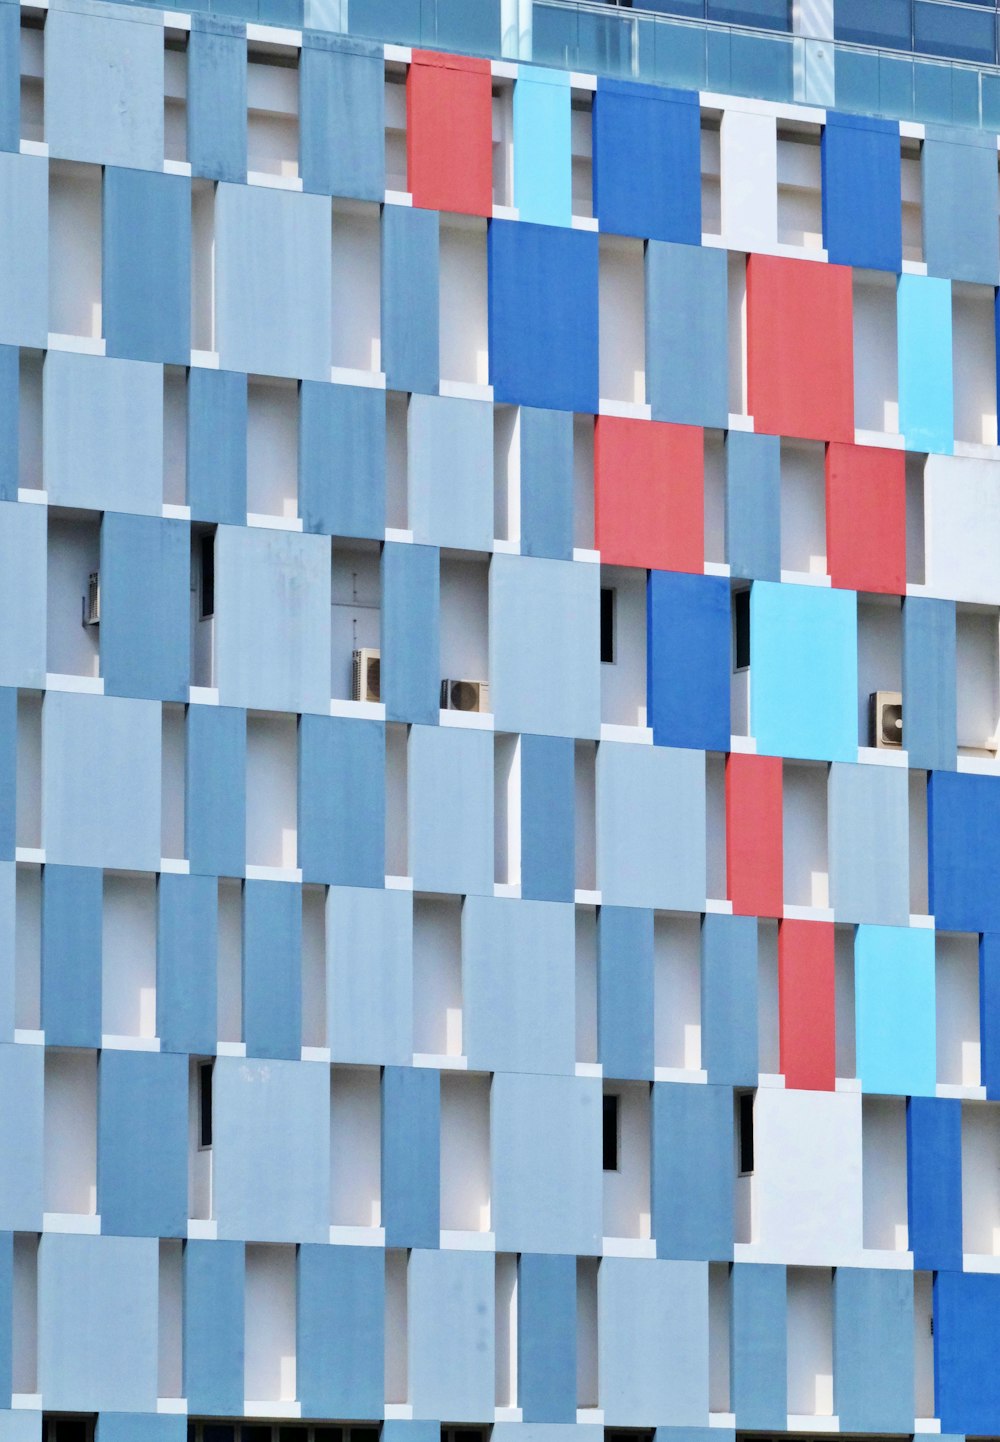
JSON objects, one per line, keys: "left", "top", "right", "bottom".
{"left": 600, "top": 587, "right": 616, "bottom": 664}
{"left": 733, "top": 587, "right": 751, "bottom": 671}
{"left": 603, "top": 1093, "right": 619, "bottom": 1171}
{"left": 199, "top": 531, "right": 215, "bottom": 620}
{"left": 738, "top": 1090, "right": 754, "bottom": 1175}
{"left": 198, "top": 1060, "right": 213, "bottom": 1149}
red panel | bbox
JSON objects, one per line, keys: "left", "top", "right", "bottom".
{"left": 746, "top": 254, "right": 854, "bottom": 443}
{"left": 778, "top": 919, "right": 836, "bottom": 1091}
{"left": 594, "top": 416, "right": 703, "bottom": 572}
{"left": 726, "top": 753, "right": 783, "bottom": 918}
{"left": 406, "top": 51, "right": 493, "bottom": 217}
{"left": 826, "top": 442, "right": 906, "bottom": 594}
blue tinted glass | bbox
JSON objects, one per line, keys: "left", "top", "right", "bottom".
{"left": 426, "top": 0, "right": 501, "bottom": 54}
{"left": 835, "top": 0, "right": 911, "bottom": 48}
{"left": 983, "top": 71, "right": 1000, "bottom": 128}
{"left": 348, "top": 0, "right": 422, "bottom": 42}
{"left": 913, "top": 57, "right": 960, "bottom": 120}
{"left": 951, "top": 64, "right": 982, "bottom": 124}
{"left": 914, "top": 1, "right": 995, "bottom": 62}
{"left": 834, "top": 46, "right": 881, "bottom": 113}
{"left": 708, "top": 0, "right": 791, "bottom": 31}
{"left": 728, "top": 29, "right": 793, "bottom": 98}
{"left": 880, "top": 53, "right": 916, "bottom": 117}
{"left": 644, "top": 0, "right": 706, "bottom": 15}
{"left": 531, "top": 4, "right": 581, "bottom": 68}
{"left": 576, "top": 11, "right": 636, "bottom": 75}
{"left": 651, "top": 16, "right": 708, "bottom": 85}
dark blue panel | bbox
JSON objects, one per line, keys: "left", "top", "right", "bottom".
{"left": 0, "top": 2, "right": 17, "bottom": 154}
{"left": 701, "top": 913, "right": 758, "bottom": 1087}
{"left": 520, "top": 732, "right": 575, "bottom": 903}
{"left": 647, "top": 571, "right": 730, "bottom": 750}
{"left": 382, "top": 1064, "right": 439, "bottom": 1248}
{"left": 100, "top": 513, "right": 190, "bottom": 703}
{"left": 981, "top": 932, "right": 1000, "bottom": 1101}
{"left": 299, "top": 381, "right": 385, "bottom": 540}
{"left": 915, "top": 1, "right": 995, "bottom": 64}
{"left": 0, "top": 687, "right": 14, "bottom": 862}
{"left": 731, "top": 1262, "right": 786, "bottom": 1428}
{"left": 297, "top": 1244, "right": 385, "bottom": 1418}
{"left": 188, "top": 370, "right": 247, "bottom": 526}
{"left": 157, "top": 872, "right": 218, "bottom": 1055}
{"left": 488, "top": 219, "right": 599, "bottom": 414}
{"left": 518, "top": 1252, "right": 577, "bottom": 1422}
{"left": 726, "top": 432, "right": 780, "bottom": 582}
{"left": 381, "top": 542, "right": 440, "bottom": 725}
{"left": 903, "top": 597, "right": 956, "bottom": 772}
{"left": 98, "top": 1049, "right": 188, "bottom": 1237}
{"left": 935, "top": 1270, "right": 1000, "bottom": 1434}
{"left": 835, "top": 0, "right": 910, "bottom": 48}
{"left": 0, "top": 345, "right": 16, "bottom": 502}
{"left": 593, "top": 80, "right": 700, "bottom": 242}
{"left": 519, "top": 407, "right": 575, "bottom": 561}
{"left": 186, "top": 704, "right": 246, "bottom": 878}
{"left": 382, "top": 205, "right": 439, "bottom": 396}
{"left": 652, "top": 1081, "right": 733, "bottom": 1260}
{"left": 598, "top": 905, "right": 654, "bottom": 1080}
{"left": 41, "top": 865, "right": 102, "bottom": 1048}
{"left": 183, "top": 1239, "right": 244, "bottom": 1414}
{"left": 298, "top": 714, "right": 385, "bottom": 887}
{"left": 906, "top": 1095, "right": 962, "bottom": 1271}
{"left": 188, "top": 17, "right": 247, "bottom": 183}
{"left": 928, "top": 771, "right": 1000, "bottom": 933}
{"left": 300, "top": 34, "right": 384, "bottom": 200}
{"left": 243, "top": 880, "right": 301, "bottom": 1061}
{"left": 821, "top": 111, "right": 902, "bottom": 272}
{"left": 103, "top": 168, "right": 191, "bottom": 365}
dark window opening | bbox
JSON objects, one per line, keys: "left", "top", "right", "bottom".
{"left": 601, "top": 587, "right": 616, "bottom": 664}
{"left": 200, "top": 531, "right": 215, "bottom": 619}
{"left": 46, "top": 1421, "right": 96, "bottom": 1442}
{"left": 738, "top": 1090, "right": 754, "bottom": 1175}
{"left": 733, "top": 588, "right": 751, "bottom": 671}
{"left": 603, "top": 1093, "right": 620, "bottom": 1171}
{"left": 199, "top": 1060, "right": 213, "bottom": 1149}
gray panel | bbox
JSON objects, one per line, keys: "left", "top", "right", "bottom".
{"left": 828, "top": 761, "right": 910, "bottom": 925}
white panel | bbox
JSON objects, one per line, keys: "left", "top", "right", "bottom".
{"left": 245, "top": 711, "right": 298, "bottom": 869}
{"left": 332, "top": 202, "right": 381, "bottom": 372}
{"left": 720, "top": 109, "right": 777, "bottom": 251}
{"left": 901, "top": 148, "right": 922, "bottom": 265}
{"left": 962, "top": 1102, "right": 1000, "bottom": 1256}
{"left": 158, "top": 1238, "right": 183, "bottom": 1398}
{"left": 575, "top": 906, "right": 598, "bottom": 1066}
{"left": 49, "top": 161, "right": 102, "bottom": 339}
{"left": 704, "top": 428, "right": 726, "bottom": 566}
{"left": 857, "top": 596, "right": 902, "bottom": 746}
{"left": 217, "top": 878, "right": 243, "bottom": 1046}
{"left": 494, "top": 1253, "right": 517, "bottom": 1407}
{"left": 244, "top": 1244, "right": 297, "bottom": 1401}
{"left": 247, "top": 59, "right": 299, "bottom": 177}
{"left": 782, "top": 761, "right": 828, "bottom": 908}
{"left": 102, "top": 873, "right": 157, "bottom": 1038}
{"left": 786, "top": 1267, "right": 833, "bottom": 1414}
{"left": 493, "top": 733, "right": 520, "bottom": 889}
{"left": 925, "top": 454, "right": 1000, "bottom": 606}
{"left": 493, "top": 405, "right": 520, "bottom": 544}
{"left": 440, "top": 1072, "right": 491, "bottom": 1231}
{"left": 937, "top": 932, "right": 980, "bottom": 1087}
{"left": 600, "top": 565, "right": 646, "bottom": 728}
{"left": 727, "top": 252, "right": 748, "bottom": 418}
{"left": 653, "top": 912, "right": 701, "bottom": 1070}
{"left": 853, "top": 270, "right": 899, "bottom": 433}
{"left": 776, "top": 132, "right": 822, "bottom": 249}
{"left": 571, "top": 99, "right": 592, "bottom": 219}
{"left": 952, "top": 282, "right": 997, "bottom": 447}
{"left": 441, "top": 557, "right": 489, "bottom": 684}
{"left": 46, "top": 515, "right": 101, "bottom": 679}
{"left": 599, "top": 235, "right": 645, "bottom": 405}
{"left": 161, "top": 701, "right": 186, "bottom": 861}
{"left": 412, "top": 895, "right": 462, "bottom": 1056}
{"left": 247, "top": 379, "right": 298, "bottom": 520}
{"left": 330, "top": 1065, "right": 381, "bottom": 1227}
{"left": 44, "top": 1049, "right": 97, "bottom": 1215}
{"left": 384, "top": 76, "right": 407, "bottom": 192}
{"left": 440, "top": 219, "right": 489, "bottom": 387}
{"left": 861, "top": 1095, "right": 908, "bottom": 1251}
{"left": 603, "top": 1081, "right": 650, "bottom": 1241}
{"left": 15, "top": 863, "right": 41, "bottom": 1032}
{"left": 780, "top": 439, "right": 826, "bottom": 575}
{"left": 701, "top": 122, "right": 721, "bottom": 237}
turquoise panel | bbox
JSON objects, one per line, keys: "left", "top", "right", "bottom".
{"left": 408, "top": 725, "right": 493, "bottom": 896}
{"left": 855, "top": 923, "right": 936, "bottom": 1096}
{"left": 326, "top": 885, "right": 413, "bottom": 1065}
{"left": 898, "top": 273, "right": 954, "bottom": 455}
{"left": 599, "top": 1257, "right": 709, "bottom": 1426}
{"left": 514, "top": 69, "right": 572, "bottom": 227}
{"left": 596, "top": 741, "right": 706, "bottom": 909}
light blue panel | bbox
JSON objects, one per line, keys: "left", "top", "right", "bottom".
{"left": 214, "top": 526, "right": 331, "bottom": 714}
{"left": 243, "top": 880, "right": 302, "bottom": 1062}
{"left": 0, "top": 865, "right": 12, "bottom": 1040}
{"left": 491, "top": 1071, "right": 602, "bottom": 1255}
{"left": 188, "top": 369, "right": 247, "bottom": 525}
{"left": 382, "top": 1425, "right": 439, "bottom": 1442}
{"left": 157, "top": 872, "right": 218, "bottom": 1056}
{"left": 299, "top": 381, "right": 385, "bottom": 540}
{"left": 646, "top": 241, "right": 728, "bottom": 427}
{"left": 518, "top": 1254, "right": 577, "bottom": 1422}
{"left": 215, "top": 183, "right": 332, "bottom": 382}
{"left": 187, "top": 17, "right": 247, "bottom": 184}
{"left": 42, "top": 692, "right": 161, "bottom": 871}
{"left": 37, "top": 1233, "right": 158, "bottom": 1411}
{"left": 520, "top": 407, "right": 575, "bottom": 561}
{"left": 97, "top": 1417, "right": 186, "bottom": 1442}
{"left": 382, "top": 1065, "right": 439, "bottom": 1249}
{"left": 100, "top": 513, "right": 190, "bottom": 703}
{"left": 490, "top": 553, "right": 600, "bottom": 738}
{"left": 0, "top": 1412, "right": 39, "bottom": 1441}
{"left": 898, "top": 273, "right": 954, "bottom": 455}
{"left": 97, "top": 1050, "right": 187, "bottom": 1238}
{"left": 300, "top": 35, "right": 384, "bottom": 200}
{"left": 0, "top": 1, "right": 16, "bottom": 154}
{"left": 726, "top": 432, "right": 781, "bottom": 582}
{"left": 834, "top": 1267, "right": 915, "bottom": 1432}
{"left": 750, "top": 581, "right": 857, "bottom": 762}
{"left": 596, "top": 741, "right": 706, "bottom": 910}
{"left": 922, "top": 127, "right": 999, "bottom": 285}
{"left": 903, "top": 596, "right": 957, "bottom": 772}
{"left": 103, "top": 167, "right": 190, "bottom": 366}
{"left": 408, "top": 394, "right": 493, "bottom": 550}
{"left": 652, "top": 1082, "right": 733, "bottom": 1261}
{"left": 186, "top": 704, "right": 246, "bottom": 878}
{"left": 327, "top": 886, "right": 412, "bottom": 1065}
{"left": 408, "top": 1249, "right": 494, "bottom": 1422}
{"left": 43, "top": 351, "right": 162, "bottom": 516}
{"left": 463, "top": 895, "right": 576, "bottom": 1075}
{"left": 408, "top": 725, "right": 493, "bottom": 896}
{"left": 514, "top": 69, "right": 572, "bottom": 227}
{"left": 382, "top": 205, "right": 439, "bottom": 396}
{"left": 0, "top": 1044, "right": 43, "bottom": 1230}
{"left": 598, "top": 905, "right": 654, "bottom": 1081}
{"left": 0, "top": 501, "right": 45, "bottom": 687}
{"left": 828, "top": 762, "right": 910, "bottom": 925}
{"left": 213, "top": 1055, "right": 329, "bottom": 1243}
{"left": 299, "top": 714, "right": 384, "bottom": 887}
{"left": 855, "top": 924, "right": 936, "bottom": 1096}
{"left": 0, "top": 153, "right": 47, "bottom": 347}
{"left": 41, "top": 865, "right": 102, "bottom": 1047}
{"left": 44, "top": 5, "right": 162, "bottom": 168}
{"left": 701, "top": 913, "right": 758, "bottom": 1087}
{"left": 297, "top": 1243, "right": 384, "bottom": 1418}
{"left": 521, "top": 733, "right": 575, "bottom": 902}
{"left": 0, "top": 348, "right": 14, "bottom": 503}
{"left": 183, "top": 1239, "right": 244, "bottom": 1415}
{"left": 381, "top": 541, "right": 440, "bottom": 725}
{"left": 599, "top": 1257, "right": 709, "bottom": 1426}
{"left": 730, "top": 1263, "right": 787, "bottom": 1428}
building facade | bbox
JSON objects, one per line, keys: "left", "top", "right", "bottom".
{"left": 5, "top": 0, "right": 1000, "bottom": 1439}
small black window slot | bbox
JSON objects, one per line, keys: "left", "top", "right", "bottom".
{"left": 200, "top": 531, "right": 215, "bottom": 620}
{"left": 198, "top": 1060, "right": 213, "bottom": 1149}
{"left": 738, "top": 1090, "right": 754, "bottom": 1175}
{"left": 733, "top": 587, "right": 751, "bottom": 671}
{"left": 600, "top": 586, "right": 615, "bottom": 664}
{"left": 603, "top": 1093, "right": 620, "bottom": 1171}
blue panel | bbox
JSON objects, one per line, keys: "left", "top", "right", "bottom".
{"left": 855, "top": 924, "right": 936, "bottom": 1096}
{"left": 652, "top": 1082, "right": 733, "bottom": 1261}
{"left": 0, "top": 348, "right": 15, "bottom": 503}
{"left": 646, "top": 242, "right": 728, "bottom": 427}
{"left": 981, "top": 931, "right": 1000, "bottom": 1101}
{"left": 903, "top": 596, "right": 956, "bottom": 771}
{"left": 0, "top": 1045, "right": 42, "bottom": 1231}
{"left": 187, "top": 17, "right": 247, "bottom": 183}
{"left": 599, "top": 1257, "right": 708, "bottom": 1426}
{"left": 647, "top": 571, "right": 730, "bottom": 751}
{"left": 409, "top": 394, "right": 493, "bottom": 550}
{"left": 409, "top": 725, "right": 494, "bottom": 896}
{"left": 833, "top": 1267, "right": 914, "bottom": 1432}
{"left": 186, "top": 704, "right": 246, "bottom": 878}
{"left": 382, "top": 205, "right": 439, "bottom": 396}
{"left": 519, "top": 407, "right": 575, "bottom": 561}
{"left": 0, "top": 1232, "right": 11, "bottom": 1407}
{"left": 513, "top": 69, "right": 572, "bottom": 227}
{"left": 0, "top": 690, "right": 14, "bottom": 863}
{"left": 731, "top": 1263, "right": 786, "bottom": 1428}
{"left": 41, "top": 865, "right": 101, "bottom": 1048}
{"left": 297, "top": 1244, "right": 384, "bottom": 1419}
{"left": 0, "top": 865, "right": 11, "bottom": 1044}
{"left": 45, "top": 8, "right": 162, "bottom": 169}
{"left": 243, "top": 880, "right": 302, "bottom": 1061}
{"left": 103, "top": 168, "right": 190, "bottom": 366}
{"left": 726, "top": 432, "right": 781, "bottom": 582}
{"left": 935, "top": 1270, "right": 1000, "bottom": 1434}
{"left": 0, "top": 501, "right": 45, "bottom": 689}
{"left": 701, "top": 913, "right": 758, "bottom": 1087}
{"left": 183, "top": 1239, "right": 244, "bottom": 1415}
{"left": 0, "top": 154, "right": 47, "bottom": 349}
{"left": 299, "top": 381, "right": 385, "bottom": 540}
{"left": 821, "top": 111, "right": 902, "bottom": 272}
{"left": 928, "top": 770, "right": 1000, "bottom": 933}
{"left": 97, "top": 1418, "right": 186, "bottom": 1442}
{"left": 300, "top": 35, "right": 384, "bottom": 200}
{"left": 327, "top": 885, "right": 413, "bottom": 1066}
{"left": 828, "top": 763, "right": 910, "bottom": 926}
{"left": 408, "top": 1249, "right": 494, "bottom": 1422}
{"left": 100, "top": 513, "right": 190, "bottom": 703}
{"left": 97, "top": 1050, "right": 187, "bottom": 1238}
{"left": 598, "top": 906, "right": 654, "bottom": 1081}
{"left": 518, "top": 1253, "right": 577, "bottom": 1422}
{"left": 187, "top": 370, "right": 247, "bottom": 526}
{"left": 488, "top": 219, "right": 599, "bottom": 413}
{"left": 0, "top": 1, "right": 17, "bottom": 154}
{"left": 593, "top": 80, "right": 700, "bottom": 242}
{"left": 157, "top": 873, "right": 218, "bottom": 1055}
{"left": 381, "top": 542, "right": 440, "bottom": 725}
{"left": 898, "top": 274, "right": 954, "bottom": 455}
{"left": 907, "top": 1094, "right": 962, "bottom": 1271}
{"left": 299, "top": 714, "right": 384, "bottom": 887}
{"left": 596, "top": 742, "right": 706, "bottom": 911}
{"left": 520, "top": 733, "right": 575, "bottom": 903}
{"left": 382, "top": 1065, "right": 440, "bottom": 1249}
{"left": 923, "top": 127, "right": 1000, "bottom": 285}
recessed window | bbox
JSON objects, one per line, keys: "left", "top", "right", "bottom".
{"left": 199, "top": 531, "right": 215, "bottom": 620}
{"left": 733, "top": 587, "right": 751, "bottom": 671}
{"left": 198, "top": 1060, "right": 213, "bottom": 1149}
{"left": 738, "top": 1089, "right": 754, "bottom": 1174}
{"left": 45, "top": 1421, "right": 94, "bottom": 1442}
{"left": 603, "top": 1092, "right": 620, "bottom": 1171}
{"left": 601, "top": 586, "right": 616, "bottom": 664}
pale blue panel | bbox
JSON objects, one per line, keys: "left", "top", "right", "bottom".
{"left": 299, "top": 381, "right": 384, "bottom": 540}
{"left": 922, "top": 127, "right": 999, "bottom": 286}
{"left": 300, "top": 35, "right": 384, "bottom": 200}
{"left": 596, "top": 741, "right": 706, "bottom": 910}
{"left": 750, "top": 581, "right": 858, "bottom": 763}
{"left": 730, "top": 1263, "right": 786, "bottom": 1428}
{"left": 0, "top": 1412, "right": 41, "bottom": 1441}
{"left": 408, "top": 394, "right": 493, "bottom": 551}
{"left": 599, "top": 1257, "right": 709, "bottom": 1426}
{"left": 0, "top": 865, "right": 12, "bottom": 1040}
{"left": 855, "top": 924, "right": 936, "bottom": 1097}
{"left": 463, "top": 895, "right": 576, "bottom": 1075}
{"left": 898, "top": 273, "right": 954, "bottom": 455}
{"left": 490, "top": 553, "right": 601, "bottom": 739}
{"left": 829, "top": 762, "right": 910, "bottom": 925}
{"left": 493, "top": 1429, "right": 587, "bottom": 1442}
{"left": 0, "top": 153, "right": 47, "bottom": 347}
{"left": 43, "top": 692, "right": 161, "bottom": 871}
{"left": 37, "top": 1233, "right": 158, "bottom": 1411}
{"left": 213, "top": 1055, "right": 330, "bottom": 1242}
{"left": 491, "top": 1071, "right": 602, "bottom": 1255}
{"left": 44, "top": 5, "right": 163, "bottom": 169}
{"left": 215, "top": 184, "right": 332, "bottom": 382}
{"left": 834, "top": 1267, "right": 914, "bottom": 1431}
{"left": 43, "top": 352, "right": 162, "bottom": 516}
{"left": 0, "top": 501, "right": 45, "bottom": 687}
{"left": 382, "top": 206, "right": 439, "bottom": 396}
{"left": 214, "top": 526, "right": 331, "bottom": 714}
{"left": 0, "top": 1044, "right": 43, "bottom": 1230}
{"left": 327, "top": 885, "right": 413, "bottom": 1065}
{"left": 408, "top": 725, "right": 493, "bottom": 896}
{"left": 514, "top": 69, "right": 572, "bottom": 227}
{"left": 646, "top": 241, "right": 728, "bottom": 428}
{"left": 408, "top": 1249, "right": 495, "bottom": 1421}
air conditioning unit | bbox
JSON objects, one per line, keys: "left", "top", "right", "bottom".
{"left": 82, "top": 571, "right": 100, "bottom": 626}
{"left": 869, "top": 690, "right": 902, "bottom": 749}
{"left": 440, "top": 678, "right": 490, "bottom": 713}
{"left": 352, "top": 647, "right": 380, "bottom": 703}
